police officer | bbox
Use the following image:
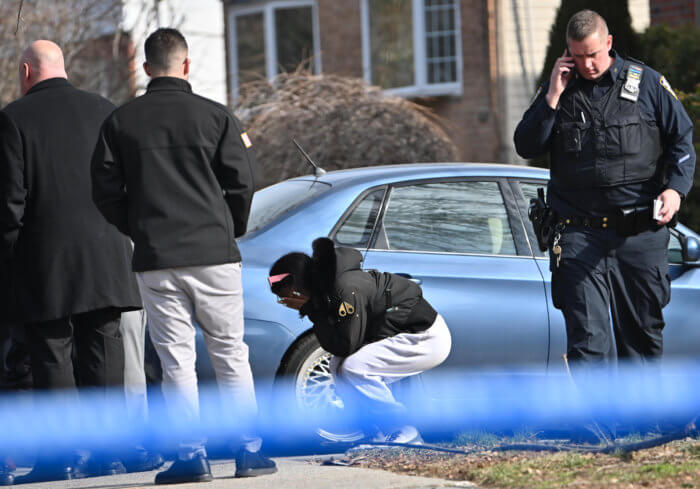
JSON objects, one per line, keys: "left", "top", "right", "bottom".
{"left": 514, "top": 10, "right": 695, "bottom": 370}
{"left": 269, "top": 238, "right": 452, "bottom": 444}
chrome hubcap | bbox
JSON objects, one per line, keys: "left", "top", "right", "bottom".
{"left": 295, "top": 348, "right": 364, "bottom": 442}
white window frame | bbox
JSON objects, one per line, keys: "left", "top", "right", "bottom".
{"left": 361, "top": 0, "right": 463, "bottom": 98}
{"left": 228, "top": 0, "right": 322, "bottom": 100}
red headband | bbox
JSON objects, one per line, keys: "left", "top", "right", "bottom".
{"left": 268, "top": 273, "right": 290, "bottom": 287}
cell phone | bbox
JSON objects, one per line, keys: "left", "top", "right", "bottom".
{"left": 653, "top": 199, "right": 663, "bottom": 220}
{"left": 562, "top": 49, "right": 571, "bottom": 74}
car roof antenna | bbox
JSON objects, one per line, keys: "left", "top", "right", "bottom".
{"left": 292, "top": 138, "right": 326, "bottom": 178}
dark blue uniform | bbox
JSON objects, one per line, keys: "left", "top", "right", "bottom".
{"left": 514, "top": 51, "right": 695, "bottom": 367}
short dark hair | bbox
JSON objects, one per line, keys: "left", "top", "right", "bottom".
{"left": 566, "top": 9, "right": 609, "bottom": 42}
{"left": 269, "top": 252, "right": 313, "bottom": 296}
{"left": 144, "top": 28, "right": 188, "bottom": 73}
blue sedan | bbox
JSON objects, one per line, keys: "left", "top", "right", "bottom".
{"left": 192, "top": 163, "right": 700, "bottom": 439}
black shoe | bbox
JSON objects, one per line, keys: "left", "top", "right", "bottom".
{"left": 154, "top": 454, "right": 213, "bottom": 484}
{"left": 13, "top": 463, "right": 72, "bottom": 484}
{"left": 234, "top": 449, "right": 277, "bottom": 478}
{"left": 72, "top": 456, "right": 126, "bottom": 479}
{"left": 123, "top": 450, "right": 165, "bottom": 473}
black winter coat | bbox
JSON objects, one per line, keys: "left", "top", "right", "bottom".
{"left": 91, "top": 77, "right": 256, "bottom": 272}
{"left": 300, "top": 238, "right": 437, "bottom": 357}
{"left": 0, "top": 78, "right": 141, "bottom": 322}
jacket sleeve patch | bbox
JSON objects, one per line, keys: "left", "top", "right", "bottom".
{"left": 660, "top": 76, "right": 678, "bottom": 100}
{"left": 240, "top": 132, "right": 252, "bottom": 148}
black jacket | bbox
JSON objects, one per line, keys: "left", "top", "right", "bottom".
{"left": 0, "top": 78, "right": 141, "bottom": 322}
{"left": 300, "top": 238, "right": 437, "bottom": 357}
{"left": 91, "top": 77, "right": 257, "bottom": 272}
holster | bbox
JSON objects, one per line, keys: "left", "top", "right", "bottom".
{"left": 528, "top": 188, "right": 556, "bottom": 252}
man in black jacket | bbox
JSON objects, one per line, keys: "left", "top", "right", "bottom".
{"left": 0, "top": 40, "right": 142, "bottom": 484}
{"left": 92, "top": 28, "right": 276, "bottom": 484}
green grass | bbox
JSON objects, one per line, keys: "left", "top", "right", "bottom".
{"left": 453, "top": 430, "right": 500, "bottom": 448}
{"left": 464, "top": 453, "right": 700, "bottom": 489}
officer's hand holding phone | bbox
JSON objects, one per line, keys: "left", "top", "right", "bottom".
{"left": 546, "top": 49, "right": 575, "bottom": 109}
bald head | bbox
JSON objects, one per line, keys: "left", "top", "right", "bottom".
{"left": 19, "top": 40, "right": 67, "bottom": 95}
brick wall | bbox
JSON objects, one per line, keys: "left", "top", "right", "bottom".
{"left": 650, "top": 0, "right": 699, "bottom": 26}
{"left": 317, "top": 0, "right": 501, "bottom": 163}
{"left": 420, "top": 0, "right": 500, "bottom": 163}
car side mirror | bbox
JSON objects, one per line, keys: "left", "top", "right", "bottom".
{"left": 683, "top": 235, "right": 700, "bottom": 263}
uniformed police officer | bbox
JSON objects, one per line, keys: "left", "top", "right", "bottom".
{"left": 269, "top": 238, "right": 452, "bottom": 444}
{"left": 514, "top": 10, "right": 695, "bottom": 370}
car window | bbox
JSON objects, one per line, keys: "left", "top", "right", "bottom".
{"left": 334, "top": 188, "right": 385, "bottom": 248}
{"left": 669, "top": 232, "right": 683, "bottom": 264}
{"left": 375, "top": 181, "right": 517, "bottom": 255}
{"left": 246, "top": 180, "right": 329, "bottom": 233}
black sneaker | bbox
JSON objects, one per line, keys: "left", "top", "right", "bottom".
{"left": 154, "top": 454, "right": 213, "bottom": 485}
{"left": 13, "top": 463, "right": 72, "bottom": 484}
{"left": 234, "top": 449, "right": 277, "bottom": 478}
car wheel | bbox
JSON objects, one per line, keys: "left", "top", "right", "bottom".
{"left": 279, "top": 334, "right": 364, "bottom": 443}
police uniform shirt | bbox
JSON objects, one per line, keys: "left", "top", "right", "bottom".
{"left": 514, "top": 50, "right": 696, "bottom": 217}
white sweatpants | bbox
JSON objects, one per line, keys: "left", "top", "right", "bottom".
{"left": 330, "top": 314, "right": 451, "bottom": 430}
{"left": 136, "top": 262, "right": 260, "bottom": 459}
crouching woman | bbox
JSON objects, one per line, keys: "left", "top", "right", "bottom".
{"left": 268, "top": 237, "right": 451, "bottom": 444}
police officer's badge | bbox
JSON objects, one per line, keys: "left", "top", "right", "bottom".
{"left": 660, "top": 76, "right": 678, "bottom": 100}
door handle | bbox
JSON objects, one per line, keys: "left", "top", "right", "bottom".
{"left": 396, "top": 273, "right": 422, "bottom": 285}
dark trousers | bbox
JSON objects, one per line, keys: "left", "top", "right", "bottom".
{"left": 24, "top": 307, "right": 124, "bottom": 391}
{"left": 551, "top": 226, "right": 671, "bottom": 368}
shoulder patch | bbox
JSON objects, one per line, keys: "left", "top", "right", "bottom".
{"left": 660, "top": 76, "right": 678, "bottom": 100}
{"left": 240, "top": 132, "right": 252, "bottom": 148}
{"left": 529, "top": 86, "right": 543, "bottom": 106}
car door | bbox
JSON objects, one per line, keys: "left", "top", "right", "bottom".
{"left": 513, "top": 178, "right": 700, "bottom": 366}
{"left": 333, "top": 178, "right": 551, "bottom": 372}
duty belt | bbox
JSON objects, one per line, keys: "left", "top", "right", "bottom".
{"left": 557, "top": 204, "right": 674, "bottom": 237}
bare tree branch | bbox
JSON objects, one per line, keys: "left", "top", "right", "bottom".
{"left": 15, "top": 0, "right": 24, "bottom": 36}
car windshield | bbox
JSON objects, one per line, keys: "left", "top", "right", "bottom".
{"left": 246, "top": 179, "right": 330, "bottom": 233}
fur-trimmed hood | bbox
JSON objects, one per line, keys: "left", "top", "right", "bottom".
{"left": 310, "top": 237, "right": 363, "bottom": 297}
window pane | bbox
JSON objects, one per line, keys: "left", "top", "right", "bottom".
{"left": 334, "top": 189, "right": 385, "bottom": 248}
{"left": 369, "top": 0, "right": 415, "bottom": 89}
{"left": 425, "top": 0, "right": 457, "bottom": 84}
{"left": 668, "top": 233, "right": 683, "bottom": 264}
{"left": 275, "top": 7, "right": 314, "bottom": 74}
{"left": 380, "top": 181, "right": 517, "bottom": 255}
{"left": 236, "top": 13, "right": 266, "bottom": 84}
{"left": 247, "top": 180, "right": 329, "bottom": 233}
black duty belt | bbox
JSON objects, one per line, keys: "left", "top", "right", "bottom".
{"left": 557, "top": 204, "right": 674, "bottom": 237}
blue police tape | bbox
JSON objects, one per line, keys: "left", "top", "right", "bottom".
{"left": 0, "top": 360, "right": 698, "bottom": 453}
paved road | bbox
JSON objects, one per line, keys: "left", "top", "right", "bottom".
{"left": 10, "top": 455, "right": 476, "bottom": 488}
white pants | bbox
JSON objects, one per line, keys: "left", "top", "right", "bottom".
{"left": 136, "top": 262, "right": 260, "bottom": 459}
{"left": 330, "top": 314, "right": 451, "bottom": 431}
{"left": 121, "top": 309, "right": 148, "bottom": 424}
